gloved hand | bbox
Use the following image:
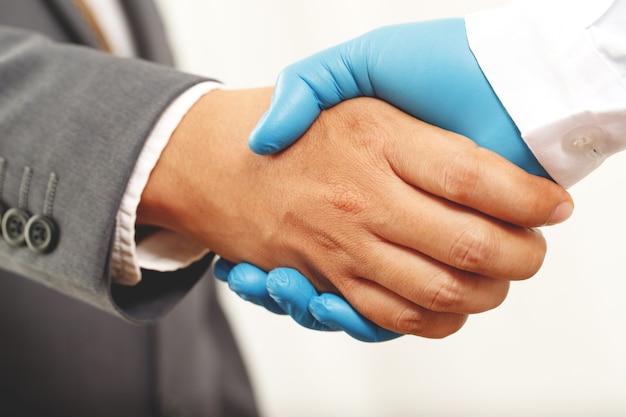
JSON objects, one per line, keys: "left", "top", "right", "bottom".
{"left": 214, "top": 258, "right": 401, "bottom": 342}
{"left": 215, "top": 18, "right": 550, "bottom": 343}
{"left": 249, "top": 18, "right": 549, "bottom": 178}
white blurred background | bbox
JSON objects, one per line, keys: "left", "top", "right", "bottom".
{"left": 155, "top": 1, "right": 626, "bottom": 416}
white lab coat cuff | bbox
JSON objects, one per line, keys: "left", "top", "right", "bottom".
{"left": 466, "top": 0, "right": 626, "bottom": 188}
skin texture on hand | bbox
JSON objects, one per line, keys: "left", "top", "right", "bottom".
{"left": 139, "top": 88, "right": 573, "bottom": 338}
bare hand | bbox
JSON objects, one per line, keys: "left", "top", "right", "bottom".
{"left": 139, "top": 88, "right": 573, "bottom": 338}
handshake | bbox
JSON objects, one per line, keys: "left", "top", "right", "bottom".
{"left": 149, "top": 19, "right": 573, "bottom": 342}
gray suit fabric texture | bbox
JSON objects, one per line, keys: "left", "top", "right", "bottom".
{"left": 0, "top": 1, "right": 258, "bottom": 416}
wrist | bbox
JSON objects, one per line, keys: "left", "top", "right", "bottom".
{"left": 114, "top": 82, "right": 220, "bottom": 284}
{"left": 137, "top": 87, "right": 273, "bottom": 251}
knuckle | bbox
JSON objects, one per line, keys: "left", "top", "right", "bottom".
{"left": 448, "top": 225, "right": 495, "bottom": 273}
{"left": 392, "top": 305, "right": 430, "bottom": 335}
{"left": 391, "top": 306, "right": 466, "bottom": 338}
{"left": 424, "top": 272, "right": 511, "bottom": 314}
{"left": 324, "top": 184, "right": 371, "bottom": 215}
{"left": 425, "top": 274, "right": 463, "bottom": 312}
{"left": 441, "top": 154, "right": 481, "bottom": 203}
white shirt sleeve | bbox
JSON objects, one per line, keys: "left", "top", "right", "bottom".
{"left": 110, "top": 81, "right": 222, "bottom": 286}
{"left": 466, "top": 0, "right": 626, "bottom": 188}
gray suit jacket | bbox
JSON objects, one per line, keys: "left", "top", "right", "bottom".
{"left": 0, "top": 1, "right": 257, "bottom": 416}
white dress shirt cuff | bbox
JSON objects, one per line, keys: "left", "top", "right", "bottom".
{"left": 111, "top": 81, "right": 222, "bottom": 286}
{"left": 466, "top": 0, "right": 626, "bottom": 188}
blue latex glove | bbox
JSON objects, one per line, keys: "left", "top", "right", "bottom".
{"left": 214, "top": 260, "right": 286, "bottom": 315}
{"left": 215, "top": 18, "right": 550, "bottom": 343}
{"left": 214, "top": 258, "right": 401, "bottom": 342}
{"left": 249, "top": 18, "right": 549, "bottom": 179}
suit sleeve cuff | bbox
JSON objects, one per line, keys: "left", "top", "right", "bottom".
{"left": 111, "top": 81, "right": 221, "bottom": 286}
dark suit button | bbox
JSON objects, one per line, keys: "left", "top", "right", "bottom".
{"left": 2, "top": 208, "right": 29, "bottom": 247}
{"left": 25, "top": 214, "right": 57, "bottom": 254}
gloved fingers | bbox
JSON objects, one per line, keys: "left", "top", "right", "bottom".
{"left": 309, "top": 294, "right": 402, "bottom": 342}
{"left": 216, "top": 260, "right": 395, "bottom": 340}
{"left": 222, "top": 262, "right": 287, "bottom": 315}
{"left": 266, "top": 268, "right": 338, "bottom": 331}
{"left": 213, "top": 257, "right": 235, "bottom": 282}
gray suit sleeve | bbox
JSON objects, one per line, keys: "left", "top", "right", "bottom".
{"left": 0, "top": 25, "right": 212, "bottom": 322}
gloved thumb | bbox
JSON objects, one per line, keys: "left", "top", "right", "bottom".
{"left": 248, "top": 74, "right": 322, "bottom": 155}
